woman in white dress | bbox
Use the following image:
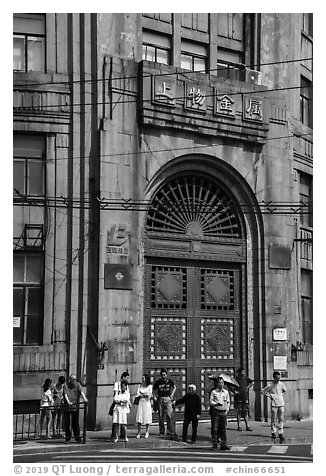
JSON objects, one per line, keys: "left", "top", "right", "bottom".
{"left": 112, "top": 380, "right": 131, "bottom": 442}
{"left": 136, "top": 374, "right": 152, "bottom": 438}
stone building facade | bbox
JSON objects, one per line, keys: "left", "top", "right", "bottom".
{"left": 13, "top": 13, "right": 313, "bottom": 428}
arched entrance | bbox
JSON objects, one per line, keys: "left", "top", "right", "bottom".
{"left": 143, "top": 156, "right": 264, "bottom": 418}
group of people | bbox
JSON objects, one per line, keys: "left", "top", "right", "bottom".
{"left": 109, "top": 367, "right": 287, "bottom": 450}
{"left": 37, "top": 367, "right": 287, "bottom": 450}
{"left": 37, "top": 374, "right": 87, "bottom": 443}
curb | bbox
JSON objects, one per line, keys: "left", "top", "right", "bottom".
{"left": 13, "top": 439, "right": 187, "bottom": 455}
{"left": 13, "top": 437, "right": 313, "bottom": 456}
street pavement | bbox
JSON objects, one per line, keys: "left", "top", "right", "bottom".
{"left": 14, "top": 418, "right": 313, "bottom": 463}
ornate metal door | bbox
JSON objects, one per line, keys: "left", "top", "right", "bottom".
{"left": 144, "top": 259, "right": 242, "bottom": 415}
{"left": 144, "top": 174, "right": 246, "bottom": 416}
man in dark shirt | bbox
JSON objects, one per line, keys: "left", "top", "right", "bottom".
{"left": 234, "top": 367, "right": 254, "bottom": 431}
{"left": 63, "top": 374, "right": 87, "bottom": 443}
{"left": 175, "top": 384, "right": 201, "bottom": 444}
{"left": 153, "top": 368, "right": 176, "bottom": 438}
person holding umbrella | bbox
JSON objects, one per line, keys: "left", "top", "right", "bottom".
{"left": 233, "top": 367, "right": 254, "bottom": 431}
{"left": 209, "top": 375, "right": 230, "bottom": 451}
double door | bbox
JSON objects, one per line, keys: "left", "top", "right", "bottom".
{"left": 144, "top": 258, "right": 243, "bottom": 415}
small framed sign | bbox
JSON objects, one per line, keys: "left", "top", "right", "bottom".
{"left": 273, "top": 355, "right": 287, "bottom": 371}
{"left": 273, "top": 328, "right": 287, "bottom": 341}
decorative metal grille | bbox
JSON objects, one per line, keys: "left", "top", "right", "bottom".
{"left": 151, "top": 266, "right": 187, "bottom": 309}
{"left": 150, "top": 317, "right": 187, "bottom": 360}
{"left": 147, "top": 176, "right": 241, "bottom": 238}
{"left": 200, "top": 318, "right": 234, "bottom": 359}
{"left": 201, "top": 269, "right": 235, "bottom": 310}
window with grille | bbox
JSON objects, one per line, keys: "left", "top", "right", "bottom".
{"left": 13, "top": 253, "right": 44, "bottom": 345}
{"left": 301, "top": 269, "right": 312, "bottom": 345}
{"left": 142, "top": 30, "right": 171, "bottom": 65}
{"left": 13, "top": 13, "right": 45, "bottom": 73}
{"left": 13, "top": 134, "right": 45, "bottom": 198}
{"left": 146, "top": 175, "right": 241, "bottom": 238}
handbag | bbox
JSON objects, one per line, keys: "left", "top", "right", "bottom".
{"left": 134, "top": 396, "right": 141, "bottom": 405}
{"left": 108, "top": 401, "right": 115, "bottom": 416}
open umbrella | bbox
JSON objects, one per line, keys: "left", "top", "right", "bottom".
{"left": 208, "top": 373, "right": 239, "bottom": 389}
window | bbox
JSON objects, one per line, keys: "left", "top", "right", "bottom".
{"left": 217, "top": 13, "right": 244, "bottom": 41}
{"left": 301, "top": 269, "right": 312, "bottom": 345}
{"left": 216, "top": 48, "right": 244, "bottom": 80}
{"left": 13, "top": 134, "right": 45, "bottom": 198}
{"left": 13, "top": 13, "right": 45, "bottom": 72}
{"left": 216, "top": 14, "right": 245, "bottom": 80}
{"left": 142, "top": 31, "right": 171, "bottom": 65}
{"left": 181, "top": 41, "right": 207, "bottom": 72}
{"left": 13, "top": 253, "right": 44, "bottom": 345}
{"left": 299, "top": 173, "right": 313, "bottom": 227}
{"left": 302, "top": 13, "right": 313, "bottom": 37}
{"left": 300, "top": 76, "right": 313, "bottom": 127}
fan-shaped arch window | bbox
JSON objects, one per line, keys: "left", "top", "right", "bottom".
{"left": 146, "top": 175, "right": 242, "bottom": 238}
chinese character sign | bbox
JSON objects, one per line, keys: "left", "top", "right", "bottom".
{"left": 185, "top": 84, "right": 206, "bottom": 112}
{"left": 243, "top": 96, "right": 263, "bottom": 121}
{"left": 215, "top": 94, "right": 235, "bottom": 117}
{"left": 153, "top": 77, "right": 176, "bottom": 107}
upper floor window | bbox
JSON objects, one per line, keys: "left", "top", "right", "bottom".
{"left": 300, "top": 76, "right": 313, "bottom": 128}
{"left": 142, "top": 30, "right": 171, "bottom": 65}
{"left": 13, "top": 134, "right": 45, "bottom": 198}
{"left": 13, "top": 13, "right": 45, "bottom": 73}
{"left": 13, "top": 252, "right": 44, "bottom": 345}
{"left": 217, "top": 13, "right": 244, "bottom": 42}
{"left": 302, "top": 13, "right": 313, "bottom": 37}
{"left": 299, "top": 173, "right": 313, "bottom": 228}
{"left": 301, "top": 269, "right": 313, "bottom": 345}
{"left": 216, "top": 48, "right": 244, "bottom": 80}
{"left": 216, "top": 14, "right": 245, "bottom": 79}
{"left": 181, "top": 40, "right": 207, "bottom": 72}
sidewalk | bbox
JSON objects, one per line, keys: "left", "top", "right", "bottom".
{"left": 13, "top": 419, "right": 313, "bottom": 455}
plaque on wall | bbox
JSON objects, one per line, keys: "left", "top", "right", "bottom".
{"left": 104, "top": 263, "right": 133, "bottom": 289}
{"left": 269, "top": 245, "right": 292, "bottom": 269}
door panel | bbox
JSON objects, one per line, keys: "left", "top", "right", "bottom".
{"left": 144, "top": 260, "right": 242, "bottom": 416}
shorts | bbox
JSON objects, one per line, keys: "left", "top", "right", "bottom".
{"left": 234, "top": 401, "right": 249, "bottom": 416}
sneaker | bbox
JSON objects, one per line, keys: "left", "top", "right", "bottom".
{"left": 190, "top": 441, "right": 196, "bottom": 445}
{"left": 113, "top": 437, "right": 118, "bottom": 443}
{"left": 211, "top": 445, "right": 218, "bottom": 451}
{"left": 158, "top": 433, "right": 165, "bottom": 438}
{"left": 144, "top": 433, "right": 149, "bottom": 438}
{"left": 124, "top": 437, "right": 128, "bottom": 442}
{"left": 246, "top": 427, "right": 253, "bottom": 432}
{"left": 220, "top": 444, "right": 230, "bottom": 451}
{"left": 136, "top": 434, "right": 141, "bottom": 439}
{"left": 76, "top": 438, "right": 82, "bottom": 444}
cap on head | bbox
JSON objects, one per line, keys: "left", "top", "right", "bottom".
{"left": 69, "top": 374, "right": 77, "bottom": 380}
{"left": 188, "top": 384, "right": 196, "bottom": 391}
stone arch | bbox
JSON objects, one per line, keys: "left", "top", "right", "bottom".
{"left": 143, "top": 153, "right": 266, "bottom": 420}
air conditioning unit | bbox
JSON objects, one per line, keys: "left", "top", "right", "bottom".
{"left": 245, "top": 68, "right": 262, "bottom": 85}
